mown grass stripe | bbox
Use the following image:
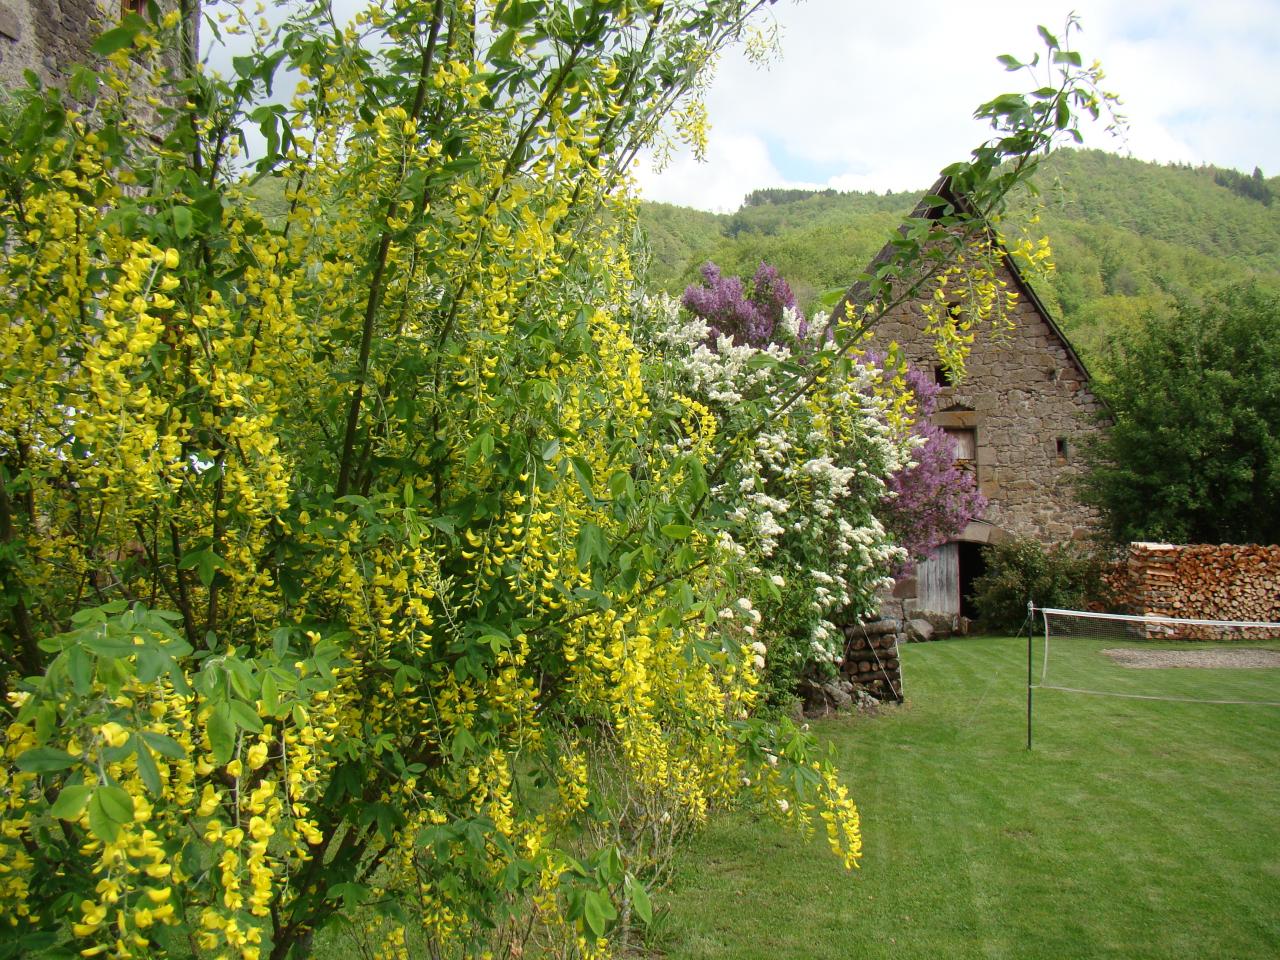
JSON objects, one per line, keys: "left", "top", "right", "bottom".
{"left": 655, "top": 636, "right": 1280, "bottom": 960}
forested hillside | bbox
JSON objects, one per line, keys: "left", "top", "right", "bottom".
{"left": 637, "top": 149, "right": 1280, "bottom": 373}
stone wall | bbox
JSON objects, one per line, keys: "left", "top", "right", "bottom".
{"left": 0, "top": 0, "right": 187, "bottom": 98}
{"left": 864, "top": 258, "right": 1105, "bottom": 544}
{"left": 3, "top": 0, "right": 109, "bottom": 92}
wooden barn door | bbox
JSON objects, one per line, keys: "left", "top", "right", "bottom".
{"left": 916, "top": 542, "right": 960, "bottom": 616}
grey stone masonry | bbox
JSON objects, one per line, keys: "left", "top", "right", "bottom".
{"left": 864, "top": 256, "right": 1105, "bottom": 544}
{"left": 0, "top": 0, "right": 189, "bottom": 101}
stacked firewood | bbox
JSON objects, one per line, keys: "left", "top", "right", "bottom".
{"left": 1125, "top": 542, "right": 1280, "bottom": 637}
{"left": 839, "top": 619, "right": 904, "bottom": 702}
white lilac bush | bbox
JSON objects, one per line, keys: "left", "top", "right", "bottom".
{"left": 641, "top": 279, "right": 909, "bottom": 702}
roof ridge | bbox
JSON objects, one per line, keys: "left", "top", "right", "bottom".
{"left": 831, "top": 175, "right": 1093, "bottom": 384}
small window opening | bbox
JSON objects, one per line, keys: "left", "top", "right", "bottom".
{"left": 934, "top": 364, "right": 957, "bottom": 387}
{"left": 122, "top": 0, "right": 144, "bottom": 16}
{"left": 945, "top": 427, "right": 976, "bottom": 468}
{"left": 1055, "top": 437, "right": 1070, "bottom": 461}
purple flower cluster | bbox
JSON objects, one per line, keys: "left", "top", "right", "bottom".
{"left": 682, "top": 262, "right": 797, "bottom": 349}
{"left": 880, "top": 363, "right": 988, "bottom": 571}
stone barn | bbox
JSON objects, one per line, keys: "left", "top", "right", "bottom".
{"left": 833, "top": 177, "right": 1105, "bottom": 623}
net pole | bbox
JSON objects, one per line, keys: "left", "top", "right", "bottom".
{"left": 1026, "top": 601, "right": 1034, "bottom": 751}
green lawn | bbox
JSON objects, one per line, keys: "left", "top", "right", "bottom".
{"left": 651, "top": 635, "right": 1280, "bottom": 960}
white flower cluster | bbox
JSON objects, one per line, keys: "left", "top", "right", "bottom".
{"left": 651, "top": 296, "right": 791, "bottom": 405}
{"left": 644, "top": 293, "right": 911, "bottom": 671}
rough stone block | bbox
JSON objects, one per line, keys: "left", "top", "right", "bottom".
{"left": 0, "top": 4, "right": 22, "bottom": 41}
{"left": 906, "top": 618, "right": 934, "bottom": 643}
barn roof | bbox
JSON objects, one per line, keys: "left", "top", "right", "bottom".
{"left": 830, "top": 175, "right": 1094, "bottom": 384}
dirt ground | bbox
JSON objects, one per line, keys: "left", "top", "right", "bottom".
{"left": 1102, "top": 647, "right": 1280, "bottom": 669}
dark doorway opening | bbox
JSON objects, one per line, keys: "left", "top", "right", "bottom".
{"left": 958, "top": 541, "right": 987, "bottom": 620}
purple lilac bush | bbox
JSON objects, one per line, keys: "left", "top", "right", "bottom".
{"left": 881, "top": 362, "right": 987, "bottom": 570}
{"left": 682, "top": 261, "right": 798, "bottom": 348}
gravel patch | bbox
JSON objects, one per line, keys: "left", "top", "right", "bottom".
{"left": 1101, "top": 647, "right": 1280, "bottom": 669}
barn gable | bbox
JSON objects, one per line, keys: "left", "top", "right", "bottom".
{"left": 834, "top": 177, "right": 1106, "bottom": 620}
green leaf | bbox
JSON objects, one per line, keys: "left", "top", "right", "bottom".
{"left": 97, "top": 785, "right": 134, "bottom": 824}
{"left": 326, "top": 882, "right": 369, "bottom": 909}
{"left": 661, "top": 524, "right": 693, "bottom": 540}
{"left": 427, "top": 515, "right": 457, "bottom": 537}
{"left": 490, "top": 28, "right": 517, "bottom": 62}
{"left": 570, "top": 456, "right": 595, "bottom": 500}
{"left": 16, "top": 746, "right": 78, "bottom": 773}
{"left": 482, "top": 633, "right": 511, "bottom": 655}
{"left": 68, "top": 645, "right": 94, "bottom": 694}
{"left": 685, "top": 456, "right": 708, "bottom": 500}
{"left": 179, "top": 548, "right": 226, "bottom": 587}
{"left": 135, "top": 647, "right": 168, "bottom": 684}
{"left": 815, "top": 286, "right": 849, "bottom": 312}
{"left": 626, "top": 875, "right": 653, "bottom": 924}
{"left": 229, "top": 699, "right": 265, "bottom": 733}
{"left": 91, "top": 24, "right": 142, "bottom": 56}
{"left": 450, "top": 727, "right": 477, "bottom": 761}
{"left": 261, "top": 670, "right": 279, "bottom": 715}
{"left": 997, "top": 54, "right": 1023, "bottom": 71}
{"left": 1055, "top": 96, "right": 1070, "bottom": 130}
{"left": 87, "top": 792, "right": 120, "bottom": 842}
{"left": 171, "top": 205, "right": 194, "bottom": 239}
{"left": 582, "top": 889, "right": 616, "bottom": 938}
{"left": 1037, "top": 25, "right": 1059, "bottom": 49}
{"left": 575, "top": 522, "right": 606, "bottom": 569}
{"left": 207, "top": 704, "right": 235, "bottom": 764}
{"left": 140, "top": 730, "right": 185, "bottom": 759}
{"left": 49, "top": 784, "right": 93, "bottom": 820}
{"left": 600, "top": 846, "right": 624, "bottom": 884}
{"left": 81, "top": 628, "right": 141, "bottom": 658}
{"left": 134, "top": 739, "right": 162, "bottom": 794}
{"left": 607, "top": 470, "right": 633, "bottom": 502}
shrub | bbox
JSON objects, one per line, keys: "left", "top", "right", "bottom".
{"left": 972, "top": 538, "right": 1106, "bottom": 631}
{"left": 1080, "top": 284, "right": 1280, "bottom": 545}
{"left": 0, "top": 5, "right": 866, "bottom": 958}
{"left": 648, "top": 287, "right": 907, "bottom": 703}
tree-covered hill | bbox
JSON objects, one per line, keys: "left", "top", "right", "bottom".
{"left": 637, "top": 149, "right": 1280, "bottom": 373}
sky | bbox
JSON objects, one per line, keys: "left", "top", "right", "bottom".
{"left": 203, "top": 0, "right": 1280, "bottom": 213}
{"left": 633, "top": 0, "right": 1280, "bottom": 211}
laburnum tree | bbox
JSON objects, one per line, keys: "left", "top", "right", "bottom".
{"left": 0, "top": 4, "right": 1114, "bottom": 959}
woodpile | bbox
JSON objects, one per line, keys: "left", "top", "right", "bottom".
{"left": 838, "top": 618, "right": 904, "bottom": 702}
{"left": 1121, "top": 543, "right": 1280, "bottom": 639}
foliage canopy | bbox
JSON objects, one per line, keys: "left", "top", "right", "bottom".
{"left": 972, "top": 538, "right": 1106, "bottom": 631}
{"left": 1081, "top": 285, "right": 1280, "bottom": 546}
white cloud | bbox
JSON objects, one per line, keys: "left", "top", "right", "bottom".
{"left": 636, "top": 0, "right": 1280, "bottom": 210}
{"left": 634, "top": 134, "right": 798, "bottom": 212}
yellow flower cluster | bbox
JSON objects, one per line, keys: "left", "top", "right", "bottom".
{"left": 918, "top": 234, "right": 1023, "bottom": 379}
{"left": 0, "top": 4, "right": 866, "bottom": 958}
